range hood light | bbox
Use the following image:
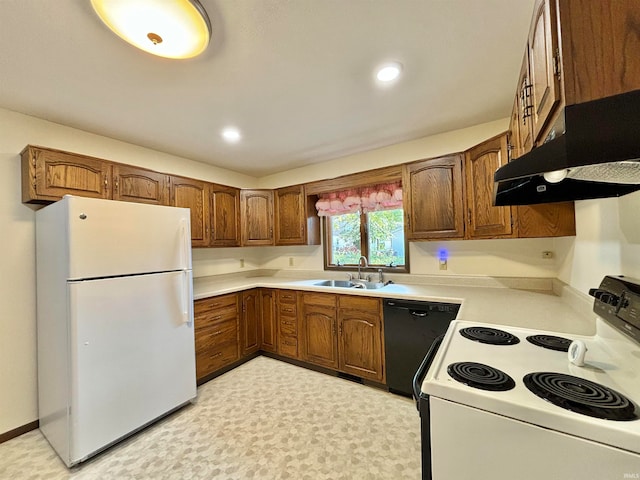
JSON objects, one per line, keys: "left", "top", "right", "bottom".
{"left": 543, "top": 169, "right": 569, "bottom": 184}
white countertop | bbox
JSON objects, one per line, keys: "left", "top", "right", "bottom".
{"left": 193, "top": 273, "right": 596, "bottom": 335}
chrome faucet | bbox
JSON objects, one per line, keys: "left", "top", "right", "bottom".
{"left": 358, "top": 256, "right": 368, "bottom": 280}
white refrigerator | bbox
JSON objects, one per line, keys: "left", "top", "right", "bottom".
{"left": 35, "top": 196, "right": 197, "bottom": 467}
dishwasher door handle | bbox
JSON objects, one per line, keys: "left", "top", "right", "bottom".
{"left": 412, "top": 334, "right": 445, "bottom": 410}
{"left": 410, "top": 310, "right": 428, "bottom": 317}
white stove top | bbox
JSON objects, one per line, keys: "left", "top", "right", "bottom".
{"left": 421, "top": 318, "right": 640, "bottom": 454}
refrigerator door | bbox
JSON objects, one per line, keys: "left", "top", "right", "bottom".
{"left": 68, "top": 270, "right": 196, "bottom": 464}
{"left": 65, "top": 196, "right": 191, "bottom": 280}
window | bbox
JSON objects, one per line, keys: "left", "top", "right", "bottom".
{"left": 316, "top": 181, "right": 408, "bottom": 272}
{"left": 325, "top": 208, "right": 407, "bottom": 270}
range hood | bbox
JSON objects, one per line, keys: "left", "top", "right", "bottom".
{"left": 494, "top": 89, "right": 640, "bottom": 206}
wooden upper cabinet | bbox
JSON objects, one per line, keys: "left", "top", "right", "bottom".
{"left": 274, "top": 185, "right": 307, "bottom": 245}
{"left": 210, "top": 184, "right": 240, "bottom": 247}
{"left": 558, "top": 0, "right": 640, "bottom": 105}
{"left": 170, "top": 176, "right": 210, "bottom": 248}
{"left": 21, "top": 145, "right": 112, "bottom": 203}
{"left": 112, "top": 164, "right": 170, "bottom": 205}
{"left": 241, "top": 189, "right": 274, "bottom": 246}
{"left": 508, "top": 95, "right": 522, "bottom": 162}
{"left": 403, "top": 155, "right": 465, "bottom": 240}
{"left": 528, "top": 0, "right": 561, "bottom": 141}
{"left": 464, "top": 135, "right": 514, "bottom": 239}
{"left": 516, "top": 54, "right": 534, "bottom": 156}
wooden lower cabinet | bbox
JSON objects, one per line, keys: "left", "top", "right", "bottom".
{"left": 301, "top": 292, "right": 385, "bottom": 382}
{"left": 301, "top": 293, "right": 339, "bottom": 369}
{"left": 194, "top": 293, "right": 240, "bottom": 382}
{"left": 241, "top": 289, "right": 261, "bottom": 356}
{"left": 337, "top": 296, "right": 385, "bottom": 383}
{"left": 277, "top": 290, "right": 300, "bottom": 359}
{"left": 260, "top": 289, "right": 277, "bottom": 353}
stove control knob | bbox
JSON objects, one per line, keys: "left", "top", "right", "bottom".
{"left": 568, "top": 340, "right": 587, "bottom": 367}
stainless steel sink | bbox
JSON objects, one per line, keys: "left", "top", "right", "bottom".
{"left": 312, "top": 280, "right": 387, "bottom": 290}
{"left": 313, "top": 280, "right": 354, "bottom": 288}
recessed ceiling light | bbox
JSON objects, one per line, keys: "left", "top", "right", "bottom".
{"left": 376, "top": 62, "right": 403, "bottom": 83}
{"left": 221, "top": 127, "right": 241, "bottom": 143}
{"left": 90, "top": 0, "right": 211, "bottom": 59}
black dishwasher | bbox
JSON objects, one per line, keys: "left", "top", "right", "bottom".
{"left": 383, "top": 298, "right": 460, "bottom": 396}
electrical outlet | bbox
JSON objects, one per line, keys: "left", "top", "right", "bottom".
{"left": 289, "top": 257, "right": 294, "bottom": 267}
{"left": 240, "top": 258, "right": 245, "bottom": 268}
{"left": 439, "top": 259, "right": 447, "bottom": 270}
{"left": 542, "top": 251, "right": 554, "bottom": 259}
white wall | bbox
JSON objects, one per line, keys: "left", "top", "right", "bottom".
{"left": 555, "top": 191, "right": 640, "bottom": 295}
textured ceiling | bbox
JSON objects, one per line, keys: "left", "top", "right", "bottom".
{"left": 0, "top": 0, "right": 535, "bottom": 177}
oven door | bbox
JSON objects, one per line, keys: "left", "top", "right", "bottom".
{"left": 412, "top": 334, "right": 444, "bottom": 480}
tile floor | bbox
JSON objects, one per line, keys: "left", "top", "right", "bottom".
{"left": 0, "top": 357, "right": 421, "bottom": 479}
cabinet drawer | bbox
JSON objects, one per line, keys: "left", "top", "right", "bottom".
{"left": 279, "top": 335, "right": 298, "bottom": 358}
{"left": 303, "top": 292, "right": 336, "bottom": 307}
{"left": 195, "top": 293, "right": 238, "bottom": 314}
{"left": 338, "top": 295, "right": 381, "bottom": 312}
{"left": 194, "top": 305, "right": 237, "bottom": 330}
{"left": 195, "top": 342, "right": 238, "bottom": 378}
{"left": 278, "top": 303, "right": 297, "bottom": 316}
{"left": 279, "top": 316, "right": 297, "bottom": 336}
{"left": 195, "top": 320, "right": 237, "bottom": 351}
{"left": 278, "top": 290, "right": 298, "bottom": 304}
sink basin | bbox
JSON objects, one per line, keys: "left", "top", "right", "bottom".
{"left": 313, "top": 280, "right": 354, "bottom": 288}
{"left": 312, "top": 280, "right": 387, "bottom": 290}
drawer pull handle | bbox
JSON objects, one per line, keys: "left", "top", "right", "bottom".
{"left": 211, "top": 352, "right": 223, "bottom": 358}
{"left": 284, "top": 341, "right": 295, "bottom": 346}
{"left": 282, "top": 308, "right": 294, "bottom": 313}
{"left": 283, "top": 321, "right": 294, "bottom": 325}
{"left": 213, "top": 330, "right": 223, "bottom": 335}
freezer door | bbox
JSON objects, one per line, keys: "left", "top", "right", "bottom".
{"left": 68, "top": 271, "right": 196, "bottom": 464}
{"left": 65, "top": 196, "right": 191, "bottom": 279}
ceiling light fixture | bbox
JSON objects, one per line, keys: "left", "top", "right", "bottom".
{"left": 221, "top": 127, "right": 241, "bottom": 143}
{"left": 90, "top": 0, "right": 212, "bottom": 59}
{"left": 376, "top": 62, "right": 403, "bottom": 83}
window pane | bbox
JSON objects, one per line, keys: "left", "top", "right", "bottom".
{"left": 367, "top": 209, "right": 405, "bottom": 266}
{"left": 330, "top": 213, "right": 361, "bottom": 265}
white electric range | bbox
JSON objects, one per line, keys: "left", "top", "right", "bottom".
{"left": 414, "top": 275, "right": 640, "bottom": 480}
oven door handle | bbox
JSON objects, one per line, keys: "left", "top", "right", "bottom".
{"left": 412, "top": 334, "right": 445, "bottom": 411}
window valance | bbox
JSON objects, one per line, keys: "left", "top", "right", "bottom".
{"left": 315, "top": 181, "right": 402, "bottom": 216}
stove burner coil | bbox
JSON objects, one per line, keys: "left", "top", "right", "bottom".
{"left": 447, "top": 362, "right": 515, "bottom": 391}
{"left": 526, "top": 334, "right": 573, "bottom": 352}
{"left": 524, "top": 372, "right": 638, "bottom": 421}
{"left": 459, "top": 327, "right": 520, "bottom": 345}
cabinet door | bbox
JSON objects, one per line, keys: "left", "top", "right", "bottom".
{"left": 508, "top": 96, "right": 522, "bottom": 161}
{"left": 464, "top": 135, "right": 514, "bottom": 239}
{"left": 528, "top": 0, "right": 560, "bottom": 142}
{"left": 210, "top": 184, "right": 240, "bottom": 247}
{"left": 302, "top": 294, "right": 338, "bottom": 369}
{"left": 171, "top": 176, "right": 210, "bottom": 248}
{"left": 516, "top": 54, "right": 534, "bottom": 156}
{"left": 274, "top": 185, "right": 306, "bottom": 245}
{"left": 23, "top": 145, "right": 112, "bottom": 202}
{"left": 260, "top": 289, "right": 277, "bottom": 353}
{"left": 241, "top": 190, "right": 274, "bottom": 246}
{"left": 241, "top": 289, "right": 261, "bottom": 356}
{"left": 338, "top": 296, "right": 384, "bottom": 382}
{"left": 112, "top": 164, "right": 170, "bottom": 205}
{"left": 403, "top": 155, "right": 465, "bottom": 240}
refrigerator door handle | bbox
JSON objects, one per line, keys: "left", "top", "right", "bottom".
{"left": 182, "top": 270, "right": 191, "bottom": 326}
{"left": 180, "top": 218, "right": 189, "bottom": 270}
